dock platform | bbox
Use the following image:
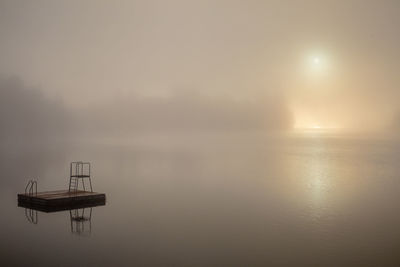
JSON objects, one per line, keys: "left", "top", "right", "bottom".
{"left": 18, "top": 190, "right": 106, "bottom": 212}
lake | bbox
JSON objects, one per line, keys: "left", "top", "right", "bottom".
{"left": 2, "top": 131, "right": 400, "bottom": 266}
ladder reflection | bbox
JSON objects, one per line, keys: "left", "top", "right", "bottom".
{"left": 70, "top": 208, "right": 92, "bottom": 236}
{"left": 20, "top": 203, "right": 104, "bottom": 235}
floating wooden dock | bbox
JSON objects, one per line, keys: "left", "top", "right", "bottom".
{"left": 18, "top": 190, "right": 106, "bottom": 212}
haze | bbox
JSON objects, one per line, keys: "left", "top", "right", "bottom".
{"left": 1, "top": 0, "right": 400, "bottom": 138}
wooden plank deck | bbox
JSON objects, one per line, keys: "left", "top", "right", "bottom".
{"left": 18, "top": 190, "right": 106, "bottom": 212}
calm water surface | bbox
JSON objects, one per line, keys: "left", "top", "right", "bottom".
{"left": 2, "top": 132, "right": 400, "bottom": 266}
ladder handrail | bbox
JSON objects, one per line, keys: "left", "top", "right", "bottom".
{"left": 25, "top": 180, "right": 37, "bottom": 196}
{"left": 70, "top": 162, "right": 91, "bottom": 177}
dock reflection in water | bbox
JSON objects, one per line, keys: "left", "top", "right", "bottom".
{"left": 24, "top": 207, "right": 38, "bottom": 224}
{"left": 20, "top": 203, "right": 103, "bottom": 236}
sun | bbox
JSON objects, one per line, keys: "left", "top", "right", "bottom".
{"left": 310, "top": 55, "right": 324, "bottom": 68}
{"left": 303, "top": 53, "right": 330, "bottom": 75}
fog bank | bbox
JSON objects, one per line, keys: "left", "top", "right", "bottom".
{"left": 0, "top": 76, "right": 292, "bottom": 146}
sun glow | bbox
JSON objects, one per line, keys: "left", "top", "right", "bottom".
{"left": 293, "top": 112, "right": 340, "bottom": 131}
{"left": 304, "top": 53, "right": 330, "bottom": 76}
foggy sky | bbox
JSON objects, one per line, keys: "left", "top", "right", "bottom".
{"left": 1, "top": 0, "right": 400, "bottom": 134}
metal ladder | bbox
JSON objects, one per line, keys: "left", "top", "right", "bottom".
{"left": 69, "top": 176, "right": 78, "bottom": 192}
{"left": 69, "top": 162, "right": 93, "bottom": 193}
{"left": 25, "top": 179, "right": 37, "bottom": 196}
{"left": 24, "top": 180, "right": 38, "bottom": 224}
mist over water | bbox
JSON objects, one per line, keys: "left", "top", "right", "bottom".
{"left": 2, "top": 132, "right": 400, "bottom": 266}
